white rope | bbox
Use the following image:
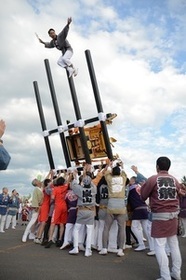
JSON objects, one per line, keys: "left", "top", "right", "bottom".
{"left": 74, "top": 119, "right": 85, "bottom": 128}
{"left": 43, "top": 130, "right": 49, "bottom": 137}
{"left": 98, "top": 112, "right": 106, "bottom": 122}
{"left": 58, "top": 125, "right": 68, "bottom": 133}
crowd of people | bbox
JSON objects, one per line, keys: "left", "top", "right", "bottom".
{"left": 15, "top": 158, "right": 186, "bottom": 279}
{"left": 0, "top": 188, "right": 32, "bottom": 232}
{"left": 1, "top": 118, "right": 186, "bottom": 280}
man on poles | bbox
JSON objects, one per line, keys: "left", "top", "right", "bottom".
{"left": 37, "top": 17, "right": 78, "bottom": 78}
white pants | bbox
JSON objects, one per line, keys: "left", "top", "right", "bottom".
{"left": 63, "top": 223, "right": 74, "bottom": 244}
{"left": 154, "top": 235, "right": 182, "bottom": 280}
{"left": 91, "top": 220, "right": 99, "bottom": 247}
{"left": 57, "top": 50, "right": 73, "bottom": 68}
{"left": 22, "top": 211, "right": 39, "bottom": 240}
{"left": 132, "top": 219, "right": 154, "bottom": 250}
{"left": 97, "top": 220, "right": 105, "bottom": 250}
{"left": 52, "top": 225, "right": 59, "bottom": 242}
{"left": 5, "top": 215, "right": 16, "bottom": 229}
{"left": 79, "top": 224, "right": 86, "bottom": 244}
{"left": 180, "top": 218, "right": 186, "bottom": 235}
{"left": 146, "top": 220, "right": 155, "bottom": 251}
{"left": 108, "top": 220, "right": 118, "bottom": 249}
{"left": 0, "top": 214, "right": 7, "bottom": 232}
{"left": 73, "top": 223, "right": 94, "bottom": 250}
{"left": 103, "top": 215, "right": 125, "bottom": 249}
{"left": 97, "top": 219, "right": 119, "bottom": 250}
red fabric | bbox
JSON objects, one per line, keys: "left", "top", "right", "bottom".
{"left": 38, "top": 189, "right": 50, "bottom": 222}
{"left": 51, "top": 184, "right": 68, "bottom": 224}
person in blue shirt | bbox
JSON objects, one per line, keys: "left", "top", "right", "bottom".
{"left": 5, "top": 189, "right": 20, "bottom": 230}
{"left": 0, "top": 187, "right": 10, "bottom": 232}
{"left": 0, "top": 119, "right": 11, "bottom": 170}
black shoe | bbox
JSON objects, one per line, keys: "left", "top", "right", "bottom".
{"left": 45, "top": 240, "right": 53, "bottom": 248}
{"left": 56, "top": 240, "right": 63, "bottom": 247}
{"left": 41, "top": 239, "right": 48, "bottom": 246}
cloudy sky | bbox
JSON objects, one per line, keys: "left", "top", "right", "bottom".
{"left": 1, "top": 0, "right": 186, "bottom": 196}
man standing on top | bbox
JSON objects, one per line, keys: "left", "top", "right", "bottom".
{"left": 141, "top": 156, "right": 182, "bottom": 280}
{"left": 37, "top": 17, "right": 78, "bottom": 78}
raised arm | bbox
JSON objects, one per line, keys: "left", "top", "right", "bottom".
{"left": 57, "top": 17, "right": 72, "bottom": 42}
{"left": 35, "top": 32, "right": 54, "bottom": 49}
{"left": 38, "top": 37, "right": 45, "bottom": 44}
{"left": 67, "top": 17, "right": 72, "bottom": 26}
{"left": 35, "top": 33, "right": 45, "bottom": 44}
{"left": 131, "top": 165, "right": 147, "bottom": 184}
{"left": 0, "top": 119, "right": 6, "bottom": 138}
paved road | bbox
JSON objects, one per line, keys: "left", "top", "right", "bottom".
{"left": 0, "top": 225, "right": 185, "bottom": 280}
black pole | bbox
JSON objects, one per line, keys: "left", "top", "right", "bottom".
{"left": 66, "top": 69, "right": 91, "bottom": 164}
{"left": 44, "top": 59, "right": 71, "bottom": 167}
{"left": 85, "top": 49, "right": 113, "bottom": 160}
{"left": 33, "top": 81, "right": 55, "bottom": 169}
{"left": 41, "top": 113, "right": 113, "bottom": 135}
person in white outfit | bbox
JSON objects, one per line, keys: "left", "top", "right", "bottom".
{"left": 141, "top": 157, "right": 182, "bottom": 280}
{"left": 127, "top": 175, "right": 154, "bottom": 254}
{"left": 60, "top": 189, "right": 78, "bottom": 249}
{"left": 68, "top": 164, "right": 97, "bottom": 257}
{"left": 22, "top": 179, "right": 43, "bottom": 242}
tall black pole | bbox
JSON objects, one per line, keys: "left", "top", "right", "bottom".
{"left": 66, "top": 69, "right": 91, "bottom": 164}
{"left": 85, "top": 49, "right": 113, "bottom": 160}
{"left": 44, "top": 59, "right": 71, "bottom": 167}
{"left": 33, "top": 81, "right": 55, "bottom": 169}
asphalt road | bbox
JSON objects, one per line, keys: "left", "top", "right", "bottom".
{"left": 0, "top": 225, "right": 186, "bottom": 280}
